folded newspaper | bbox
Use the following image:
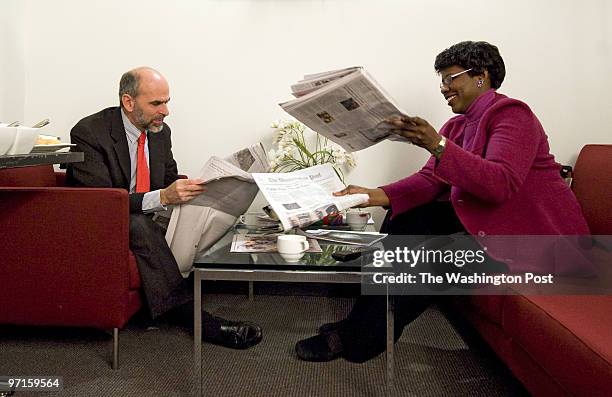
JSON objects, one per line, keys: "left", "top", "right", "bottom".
{"left": 280, "top": 67, "right": 410, "bottom": 152}
{"left": 165, "top": 143, "right": 269, "bottom": 275}
{"left": 252, "top": 163, "right": 368, "bottom": 232}
{"left": 299, "top": 229, "right": 387, "bottom": 247}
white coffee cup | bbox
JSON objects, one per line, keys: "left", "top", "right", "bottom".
{"left": 277, "top": 235, "right": 309, "bottom": 263}
{"left": 346, "top": 210, "right": 371, "bottom": 231}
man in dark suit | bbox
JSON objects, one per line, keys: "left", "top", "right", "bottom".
{"left": 67, "top": 67, "right": 262, "bottom": 349}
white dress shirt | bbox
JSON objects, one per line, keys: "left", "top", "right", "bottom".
{"left": 120, "top": 109, "right": 166, "bottom": 213}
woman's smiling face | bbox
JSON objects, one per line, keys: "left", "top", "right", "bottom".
{"left": 439, "top": 66, "right": 487, "bottom": 114}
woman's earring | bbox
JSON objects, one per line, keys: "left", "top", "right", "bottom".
{"left": 477, "top": 79, "right": 484, "bottom": 88}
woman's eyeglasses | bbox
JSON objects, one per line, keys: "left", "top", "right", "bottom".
{"left": 440, "top": 68, "right": 473, "bottom": 89}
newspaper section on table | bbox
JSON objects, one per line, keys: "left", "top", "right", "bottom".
{"left": 230, "top": 234, "right": 322, "bottom": 253}
{"left": 252, "top": 163, "right": 368, "bottom": 232}
{"left": 166, "top": 143, "right": 270, "bottom": 275}
{"left": 280, "top": 67, "right": 410, "bottom": 152}
{"left": 299, "top": 229, "right": 387, "bottom": 247}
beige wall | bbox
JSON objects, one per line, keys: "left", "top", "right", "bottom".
{"left": 2, "top": 0, "right": 611, "bottom": 219}
{"left": 0, "top": 0, "right": 25, "bottom": 123}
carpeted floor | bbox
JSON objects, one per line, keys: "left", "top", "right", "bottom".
{"left": 0, "top": 293, "right": 527, "bottom": 397}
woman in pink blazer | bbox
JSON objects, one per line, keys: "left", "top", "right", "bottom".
{"left": 295, "top": 41, "right": 592, "bottom": 363}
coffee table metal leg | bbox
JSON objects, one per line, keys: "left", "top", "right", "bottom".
{"left": 194, "top": 271, "right": 202, "bottom": 397}
{"left": 248, "top": 281, "right": 254, "bottom": 301}
{"left": 386, "top": 289, "right": 394, "bottom": 389}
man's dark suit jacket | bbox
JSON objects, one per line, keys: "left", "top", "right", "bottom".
{"left": 66, "top": 107, "right": 178, "bottom": 213}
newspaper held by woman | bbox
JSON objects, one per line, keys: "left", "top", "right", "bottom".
{"left": 280, "top": 67, "right": 410, "bottom": 152}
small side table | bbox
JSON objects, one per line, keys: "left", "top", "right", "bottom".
{"left": 0, "top": 152, "right": 84, "bottom": 169}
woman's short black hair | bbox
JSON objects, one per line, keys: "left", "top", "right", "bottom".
{"left": 434, "top": 41, "right": 506, "bottom": 89}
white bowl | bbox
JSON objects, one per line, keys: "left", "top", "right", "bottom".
{"left": 0, "top": 125, "right": 18, "bottom": 155}
{"left": 6, "top": 126, "right": 39, "bottom": 155}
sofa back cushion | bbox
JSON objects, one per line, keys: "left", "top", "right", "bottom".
{"left": 0, "top": 165, "right": 57, "bottom": 187}
{"left": 572, "top": 144, "right": 612, "bottom": 235}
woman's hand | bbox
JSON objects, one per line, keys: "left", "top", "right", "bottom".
{"left": 333, "top": 185, "right": 390, "bottom": 208}
{"left": 385, "top": 115, "right": 442, "bottom": 153}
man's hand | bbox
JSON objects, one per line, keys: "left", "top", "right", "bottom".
{"left": 160, "top": 178, "right": 206, "bottom": 205}
{"left": 385, "top": 115, "right": 442, "bottom": 153}
{"left": 333, "top": 185, "right": 390, "bottom": 208}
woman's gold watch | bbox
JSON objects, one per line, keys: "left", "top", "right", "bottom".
{"left": 431, "top": 136, "right": 447, "bottom": 159}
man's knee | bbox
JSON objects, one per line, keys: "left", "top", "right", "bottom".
{"left": 130, "top": 213, "right": 152, "bottom": 232}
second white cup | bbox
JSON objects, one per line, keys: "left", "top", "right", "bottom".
{"left": 277, "top": 235, "right": 309, "bottom": 263}
{"left": 346, "top": 210, "right": 371, "bottom": 231}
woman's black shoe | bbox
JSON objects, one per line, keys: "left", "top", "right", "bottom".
{"left": 318, "top": 318, "right": 347, "bottom": 334}
{"left": 295, "top": 332, "right": 343, "bottom": 362}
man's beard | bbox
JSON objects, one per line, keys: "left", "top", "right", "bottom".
{"left": 133, "top": 106, "right": 164, "bottom": 133}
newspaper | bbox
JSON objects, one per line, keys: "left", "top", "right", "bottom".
{"left": 299, "top": 229, "right": 387, "bottom": 247}
{"left": 165, "top": 143, "right": 270, "bottom": 275}
{"left": 187, "top": 156, "right": 258, "bottom": 216}
{"left": 230, "top": 234, "right": 322, "bottom": 253}
{"left": 290, "top": 67, "right": 360, "bottom": 97}
{"left": 252, "top": 163, "right": 368, "bottom": 232}
{"left": 280, "top": 67, "right": 410, "bottom": 152}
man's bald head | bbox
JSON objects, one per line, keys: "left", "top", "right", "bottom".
{"left": 119, "top": 67, "right": 167, "bottom": 107}
{"left": 119, "top": 67, "right": 170, "bottom": 133}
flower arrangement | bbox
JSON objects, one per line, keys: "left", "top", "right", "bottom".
{"left": 268, "top": 120, "right": 355, "bottom": 183}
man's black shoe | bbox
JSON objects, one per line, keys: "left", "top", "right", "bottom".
{"left": 205, "top": 319, "right": 263, "bottom": 350}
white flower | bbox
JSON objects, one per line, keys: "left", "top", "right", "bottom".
{"left": 346, "top": 154, "right": 356, "bottom": 167}
{"left": 278, "top": 140, "right": 291, "bottom": 152}
{"left": 282, "top": 146, "right": 293, "bottom": 156}
{"left": 268, "top": 119, "right": 355, "bottom": 181}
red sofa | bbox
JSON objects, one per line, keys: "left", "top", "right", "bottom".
{"left": 0, "top": 165, "right": 142, "bottom": 369}
{"left": 454, "top": 145, "right": 612, "bottom": 396}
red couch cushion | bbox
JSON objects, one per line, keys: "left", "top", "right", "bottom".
{"left": 504, "top": 295, "right": 612, "bottom": 395}
{"left": 572, "top": 144, "right": 612, "bottom": 235}
{"left": 0, "top": 165, "right": 56, "bottom": 187}
{"left": 458, "top": 295, "right": 506, "bottom": 326}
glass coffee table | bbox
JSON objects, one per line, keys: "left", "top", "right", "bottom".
{"left": 192, "top": 228, "right": 394, "bottom": 396}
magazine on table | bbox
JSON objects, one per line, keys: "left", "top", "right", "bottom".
{"left": 280, "top": 67, "right": 410, "bottom": 152}
{"left": 230, "top": 234, "right": 322, "bottom": 253}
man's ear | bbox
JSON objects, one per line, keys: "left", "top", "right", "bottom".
{"left": 121, "top": 94, "right": 135, "bottom": 112}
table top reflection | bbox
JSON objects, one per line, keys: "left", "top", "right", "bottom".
{"left": 193, "top": 227, "right": 378, "bottom": 272}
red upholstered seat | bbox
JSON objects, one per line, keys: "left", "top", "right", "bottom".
{"left": 0, "top": 164, "right": 57, "bottom": 186}
{"left": 452, "top": 144, "right": 612, "bottom": 396}
{"left": 0, "top": 165, "right": 142, "bottom": 367}
{"left": 504, "top": 295, "right": 612, "bottom": 395}
{"left": 571, "top": 145, "right": 612, "bottom": 235}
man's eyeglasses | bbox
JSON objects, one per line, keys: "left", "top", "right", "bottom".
{"left": 440, "top": 68, "right": 473, "bottom": 89}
